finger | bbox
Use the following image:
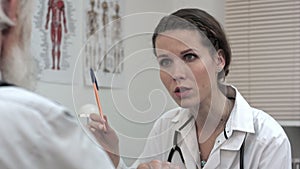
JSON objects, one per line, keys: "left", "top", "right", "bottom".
{"left": 103, "top": 115, "right": 108, "bottom": 124}
{"left": 137, "top": 163, "right": 150, "bottom": 169}
{"left": 89, "top": 118, "right": 109, "bottom": 134}
{"left": 163, "top": 162, "right": 180, "bottom": 169}
{"left": 149, "top": 160, "right": 162, "bottom": 169}
{"left": 102, "top": 115, "right": 109, "bottom": 132}
{"left": 88, "top": 123, "right": 107, "bottom": 134}
{"left": 162, "top": 162, "right": 171, "bottom": 169}
{"left": 88, "top": 120, "right": 103, "bottom": 129}
{"left": 171, "top": 165, "right": 180, "bottom": 169}
{"left": 162, "top": 161, "right": 176, "bottom": 169}
{"left": 90, "top": 113, "right": 107, "bottom": 124}
{"left": 88, "top": 126, "right": 96, "bottom": 133}
{"left": 102, "top": 124, "right": 107, "bottom": 133}
{"left": 98, "top": 123, "right": 106, "bottom": 131}
{"left": 89, "top": 113, "right": 102, "bottom": 122}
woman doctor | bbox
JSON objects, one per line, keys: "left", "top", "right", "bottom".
{"left": 88, "top": 8, "right": 292, "bottom": 169}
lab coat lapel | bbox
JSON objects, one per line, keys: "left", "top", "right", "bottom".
{"left": 172, "top": 109, "right": 199, "bottom": 169}
{"left": 199, "top": 132, "right": 246, "bottom": 169}
{"left": 181, "top": 123, "right": 200, "bottom": 169}
{"left": 219, "top": 132, "right": 246, "bottom": 169}
{"left": 203, "top": 148, "right": 221, "bottom": 169}
{"left": 221, "top": 132, "right": 246, "bottom": 151}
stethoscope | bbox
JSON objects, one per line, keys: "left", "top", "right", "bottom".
{"left": 167, "top": 115, "right": 246, "bottom": 169}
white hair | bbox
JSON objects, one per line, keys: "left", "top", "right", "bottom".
{"left": 0, "top": 0, "right": 36, "bottom": 90}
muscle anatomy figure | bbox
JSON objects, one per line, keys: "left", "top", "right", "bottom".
{"left": 45, "top": 0, "right": 68, "bottom": 70}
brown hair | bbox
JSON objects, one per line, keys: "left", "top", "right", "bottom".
{"left": 152, "top": 8, "right": 231, "bottom": 80}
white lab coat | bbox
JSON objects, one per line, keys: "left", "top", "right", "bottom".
{"left": 0, "top": 86, "right": 115, "bottom": 169}
{"left": 118, "top": 86, "right": 292, "bottom": 169}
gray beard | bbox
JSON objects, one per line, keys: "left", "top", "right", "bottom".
{"left": 0, "top": 44, "right": 36, "bottom": 90}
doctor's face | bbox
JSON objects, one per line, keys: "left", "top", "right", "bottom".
{"left": 155, "top": 29, "right": 219, "bottom": 108}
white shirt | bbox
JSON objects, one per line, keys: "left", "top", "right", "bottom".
{"left": 118, "top": 86, "right": 292, "bottom": 169}
{"left": 0, "top": 86, "right": 115, "bottom": 169}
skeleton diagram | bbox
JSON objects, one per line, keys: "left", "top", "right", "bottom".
{"left": 86, "top": 0, "right": 100, "bottom": 70}
{"left": 111, "top": 2, "right": 123, "bottom": 73}
{"left": 45, "top": 0, "right": 68, "bottom": 70}
{"left": 102, "top": 1, "right": 114, "bottom": 72}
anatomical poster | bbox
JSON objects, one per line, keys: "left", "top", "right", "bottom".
{"left": 31, "top": 0, "right": 82, "bottom": 84}
{"left": 83, "top": 0, "right": 125, "bottom": 88}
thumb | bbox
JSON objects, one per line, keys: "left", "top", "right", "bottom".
{"left": 102, "top": 115, "right": 110, "bottom": 131}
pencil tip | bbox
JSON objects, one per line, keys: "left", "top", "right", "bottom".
{"left": 90, "top": 68, "right": 99, "bottom": 90}
{"left": 90, "top": 68, "right": 95, "bottom": 83}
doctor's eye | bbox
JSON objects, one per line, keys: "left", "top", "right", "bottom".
{"left": 159, "top": 58, "right": 173, "bottom": 67}
{"left": 182, "top": 53, "right": 198, "bottom": 62}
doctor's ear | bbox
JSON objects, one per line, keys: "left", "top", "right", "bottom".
{"left": 216, "top": 49, "right": 226, "bottom": 72}
{"left": 216, "top": 49, "right": 226, "bottom": 69}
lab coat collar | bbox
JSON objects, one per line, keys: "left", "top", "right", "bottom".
{"left": 220, "top": 86, "right": 254, "bottom": 152}
{"left": 225, "top": 86, "right": 255, "bottom": 136}
{"left": 170, "top": 86, "right": 255, "bottom": 168}
{"left": 205, "top": 86, "right": 255, "bottom": 168}
{"left": 171, "top": 108, "right": 194, "bottom": 143}
{"left": 171, "top": 108, "right": 183, "bottom": 123}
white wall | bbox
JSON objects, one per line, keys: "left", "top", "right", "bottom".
{"left": 35, "top": 0, "right": 225, "bottom": 165}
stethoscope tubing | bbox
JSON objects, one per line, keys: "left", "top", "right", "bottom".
{"left": 167, "top": 115, "right": 246, "bottom": 169}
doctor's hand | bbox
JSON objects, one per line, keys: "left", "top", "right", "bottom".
{"left": 137, "top": 160, "right": 181, "bottom": 169}
{"left": 88, "top": 114, "right": 120, "bottom": 167}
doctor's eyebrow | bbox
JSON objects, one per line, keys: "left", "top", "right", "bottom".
{"left": 180, "top": 48, "right": 194, "bottom": 55}
{"left": 157, "top": 54, "right": 170, "bottom": 58}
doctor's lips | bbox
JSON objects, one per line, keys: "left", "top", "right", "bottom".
{"left": 174, "top": 86, "right": 192, "bottom": 98}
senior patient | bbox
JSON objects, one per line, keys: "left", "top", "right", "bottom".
{"left": 0, "top": 0, "right": 114, "bottom": 168}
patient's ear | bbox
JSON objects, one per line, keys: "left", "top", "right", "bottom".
{"left": 1, "top": 0, "right": 18, "bottom": 24}
{"left": 0, "top": 0, "right": 18, "bottom": 55}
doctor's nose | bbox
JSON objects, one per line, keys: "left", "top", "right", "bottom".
{"left": 171, "top": 64, "right": 187, "bottom": 81}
